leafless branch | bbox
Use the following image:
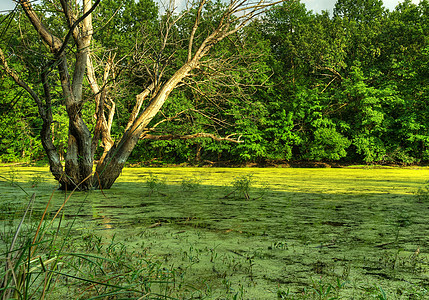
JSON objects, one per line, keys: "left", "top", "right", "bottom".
{"left": 142, "top": 132, "right": 242, "bottom": 143}
{"left": 125, "top": 83, "right": 155, "bottom": 131}
{"left": 188, "top": 0, "right": 207, "bottom": 62}
{"left": 18, "top": 0, "right": 63, "bottom": 52}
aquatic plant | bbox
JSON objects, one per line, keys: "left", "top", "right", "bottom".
{"left": 181, "top": 177, "right": 202, "bottom": 193}
{"left": 309, "top": 277, "right": 335, "bottom": 299}
{"left": 276, "top": 287, "right": 291, "bottom": 299}
{"left": 29, "top": 174, "right": 44, "bottom": 188}
{"left": 145, "top": 173, "right": 167, "bottom": 196}
{"left": 7, "top": 168, "right": 17, "bottom": 187}
{"left": 374, "top": 286, "right": 388, "bottom": 300}
{"left": 223, "top": 174, "right": 254, "bottom": 200}
{"left": 233, "top": 174, "right": 253, "bottom": 200}
{"left": 415, "top": 181, "right": 429, "bottom": 203}
{"left": 0, "top": 185, "right": 192, "bottom": 299}
{"left": 2, "top": 166, "right": 429, "bottom": 298}
{"left": 0, "top": 168, "right": 19, "bottom": 187}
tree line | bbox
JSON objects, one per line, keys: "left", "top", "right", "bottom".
{"left": 0, "top": 0, "right": 428, "bottom": 176}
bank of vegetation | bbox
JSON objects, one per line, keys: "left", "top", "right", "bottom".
{"left": 1, "top": 0, "right": 428, "bottom": 168}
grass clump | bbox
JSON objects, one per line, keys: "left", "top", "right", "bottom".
{"left": 181, "top": 177, "right": 202, "bottom": 193}
{"left": 145, "top": 173, "right": 167, "bottom": 196}
{"left": 8, "top": 169, "right": 18, "bottom": 187}
{"left": 415, "top": 181, "right": 429, "bottom": 203}
{"left": 0, "top": 168, "right": 19, "bottom": 187}
{"left": 230, "top": 174, "right": 253, "bottom": 200}
{"left": 29, "top": 174, "right": 44, "bottom": 188}
{"left": 0, "top": 187, "right": 189, "bottom": 299}
{"left": 221, "top": 174, "right": 255, "bottom": 200}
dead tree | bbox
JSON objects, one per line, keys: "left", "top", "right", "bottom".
{"left": 0, "top": 0, "right": 289, "bottom": 190}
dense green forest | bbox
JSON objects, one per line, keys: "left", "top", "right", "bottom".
{"left": 1, "top": 0, "right": 428, "bottom": 166}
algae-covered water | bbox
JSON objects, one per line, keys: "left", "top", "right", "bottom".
{"left": 1, "top": 166, "right": 429, "bottom": 298}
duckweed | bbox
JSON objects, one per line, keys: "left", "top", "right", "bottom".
{"left": 1, "top": 166, "right": 429, "bottom": 298}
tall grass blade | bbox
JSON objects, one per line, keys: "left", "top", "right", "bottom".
{"left": 1, "top": 193, "right": 35, "bottom": 300}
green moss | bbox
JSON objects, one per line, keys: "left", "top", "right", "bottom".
{"left": 1, "top": 166, "right": 429, "bottom": 298}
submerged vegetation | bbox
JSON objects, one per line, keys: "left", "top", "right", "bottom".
{"left": 1, "top": 166, "right": 429, "bottom": 299}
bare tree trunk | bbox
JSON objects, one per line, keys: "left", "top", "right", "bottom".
{"left": 1, "top": 0, "right": 287, "bottom": 190}
{"left": 94, "top": 131, "right": 138, "bottom": 189}
{"left": 95, "top": 61, "right": 195, "bottom": 188}
{"left": 40, "top": 70, "right": 64, "bottom": 182}
{"left": 40, "top": 121, "right": 63, "bottom": 181}
{"left": 94, "top": 67, "right": 185, "bottom": 188}
{"left": 62, "top": 114, "right": 93, "bottom": 190}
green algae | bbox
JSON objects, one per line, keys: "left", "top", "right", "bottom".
{"left": 1, "top": 166, "right": 429, "bottom": 298}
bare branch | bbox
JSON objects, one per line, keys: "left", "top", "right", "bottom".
{"left": 142, "top": 132, "right": 243, "bottom": 143}
{"left": 189, "top": 0, "right": 283, "bottom": 63}
{"left": 56, "top": 0, "right": 101, "bottom": 57}
{"left": 188, "top": 0, "right": 207, "bottom": 62}
{"left": 139, "top": 108, "right": 193, "bottom": 136}
{"left": 0, "top": 47, "right": 63, "bottom": 180}
{"left": 18, "top": 0, "right": 63, "bottom": 52}
{"left": 316, "top": 66, "right": 343, "bottom": 79}
{"left": 87, "top": 52, "right": 115, "bottom": 156}
{"left": 125, "top": 83, "right": 155, "bottom": 131}
{"left": 59, "top": 0, "right": 79, "bottom": 42}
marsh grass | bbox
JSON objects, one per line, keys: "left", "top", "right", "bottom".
{"left": 29, "top": 175, "right": 44, "bottom": 188}
{"left": 222, "top": 174, "right": 254, "bottom": 200}
{"left": 144, "top": 172, "right": 167, "bottom": 196}
{"left": 415, "top": 180, "right": 429, "bottom": 203}
{"left": 0, "top": 181, "right": 192, "bottom": 299}
{"left": 181, "top": 177, "right": 202, "bottom": 193}
{"left": 7, "top": 168, "right": 17, "bottom": 187}
{"left": 231, "top": 174, "right": 253, "bottom": 200}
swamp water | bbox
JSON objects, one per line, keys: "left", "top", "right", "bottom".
{"left": 1, "top": 166, "right": 429, "bottom": 299}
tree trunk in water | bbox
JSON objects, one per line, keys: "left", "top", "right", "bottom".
{"left": 94, "top": 131, "right": 140, "bottom": 189}
{"left": 59, "top": 108, "right": 94, "bottom": 191}
{"left": 41, "top": 116, "right": 94, "bottom": 191}
{"left": 57, "top": 44, "right": 94, "bottom": 190}
{"left": 40, "top": 120, "right": 63, "bottom": 183}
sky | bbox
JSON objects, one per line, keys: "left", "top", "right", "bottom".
{"left": 0, "top": 0, "right": 423, "bottom": 15}
{"left": 300, "top": 0, "right": 421, "bottom": 14}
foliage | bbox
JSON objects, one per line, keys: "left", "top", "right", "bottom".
{"left": 1, "top": 0, "right": 429, "bottom": 165}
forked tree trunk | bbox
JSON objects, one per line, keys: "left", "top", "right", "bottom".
{"left": 5, "top": 0, "right": 286, "bottom": 191}
{"left": 94, "top": 132, "right": 139, "bottom": 189}
{"left": 94, "top": 64, "right": 194, "bottom": 189}
{"left": 57, "top": 45, "right": 94, "bottom": 190}
{"left": 61, "top": 118, "right": 94, "bottom": 190}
